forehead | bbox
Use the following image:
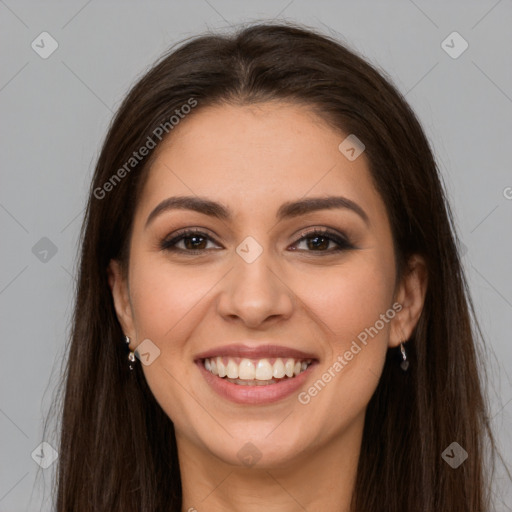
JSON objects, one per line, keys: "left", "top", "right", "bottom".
{"left": 135, "top": 102, "right": 386, "bottom": 226}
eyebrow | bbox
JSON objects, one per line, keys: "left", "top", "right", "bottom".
{"left": 145, "top": 195, "right": 370, "bottom": 229}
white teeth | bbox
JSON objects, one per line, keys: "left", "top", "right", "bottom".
{"left": 239, "top": 359, "right": 256, "bottom": 380}
{"left": 226, "top": 359, "right": 238, "bottom": 379}
{"left": 210, "top": 358, "right": 217, "bottom": 375}
{"left": 285, "top": 359, "right": 295, "bottom": 377}
{"left": 255, "top": 359, "right": 273, "bottom": 380}
{"left": 203, "top": 356, "right": 313, "bottom": 382}
{"left": 272, "top": 358, "right": 285, "bottom": 378}
{"left": 217, "top": 358, "right": 226, "bottom": 377}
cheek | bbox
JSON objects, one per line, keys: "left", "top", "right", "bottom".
{"left": 297, "top": 254, "right": 395, "bottom": 398}
{"left": 127, "top": 256, "right": 213, "bottom": 424}
{"left": 293, "top": 254, "right": 396, "bottom": 428}
{"left": 299, "top": 254, "right": 395, "bottom": 345}
{"left": 128, "top": 256, "right": 215, "bottom": 344}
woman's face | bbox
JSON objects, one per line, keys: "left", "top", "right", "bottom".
{"left": 109, "top": 101, "right": 425, "bottom": 469}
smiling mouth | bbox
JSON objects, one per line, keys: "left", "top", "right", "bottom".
{"left": 202, "top": 356, "right": 314, "bottom": 386}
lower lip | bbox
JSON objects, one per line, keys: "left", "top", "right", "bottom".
{"left": 197, "top": 360, "right": 316, "bottom": 405}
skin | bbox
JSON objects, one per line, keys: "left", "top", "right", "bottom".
{"left": 108, "top": 102, "right": 427, "bottom": 512}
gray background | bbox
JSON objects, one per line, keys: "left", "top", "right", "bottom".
{"left": 0, "top": 1, "right": 511, "bottom": 510}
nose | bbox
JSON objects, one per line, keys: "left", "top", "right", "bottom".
{"left": 216, "top": 250, "right": 294, "bottom": 329}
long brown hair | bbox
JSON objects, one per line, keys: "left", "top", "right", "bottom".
{"left": 43, "top": 21, "right": 501, "bottom": 511}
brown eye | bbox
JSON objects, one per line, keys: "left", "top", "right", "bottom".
{"left": 160, "top": 229, "right": 221, "bottom": 253}
{"left": 160, "top": 227, "right": 354, "bottom": 255}
{"left": 180, "top": 234, "right": 208, "bottom": 251}
{"left": 292, "top": 229, "right": 353, "bottom": 253}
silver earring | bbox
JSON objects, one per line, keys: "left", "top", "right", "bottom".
{"left": 400, "top": 341, "right": 409, "bottom": 371}
{"left": 125, "top": 335, "right": 136, "bottom": 370}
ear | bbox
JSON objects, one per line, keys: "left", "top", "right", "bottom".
{"left": 107, "top": 259, "right": 135, "bottom": 345}
{"left": 389, "top": 254, "right": 428, "bottom": 348}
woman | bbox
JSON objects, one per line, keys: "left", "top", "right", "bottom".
{"left": 46, "top": 21, "right": 499, "bottom": 511}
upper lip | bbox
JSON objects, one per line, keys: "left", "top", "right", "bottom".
{"left": 194, "top": 344, "right": 319, "bottom": 361}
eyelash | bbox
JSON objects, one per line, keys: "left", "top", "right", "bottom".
{"left": 159, "top": 227, "right": 355, "bottom": 255}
